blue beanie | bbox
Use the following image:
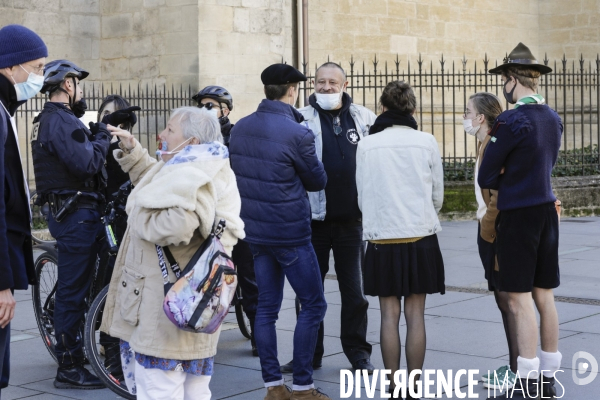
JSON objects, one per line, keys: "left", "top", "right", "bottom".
{"left": 0, "top": 25, "right": 48, "bottom": 69}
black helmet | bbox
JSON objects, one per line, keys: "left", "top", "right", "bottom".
{"left": 41, "top": 59, "right": 89, "bottom": 94}
{"left": 192, "top": 85, "right": 233, "bottom": 111}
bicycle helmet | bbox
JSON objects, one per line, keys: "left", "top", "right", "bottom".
{"left": 41, "top": 59, "right": 89, "bottom": 94}
{"left": 192, "top": 85, "right": 233, "bottom": 111}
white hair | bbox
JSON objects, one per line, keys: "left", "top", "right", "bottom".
{"left": 169, "top": 106, "right": 223, "bottom": 144}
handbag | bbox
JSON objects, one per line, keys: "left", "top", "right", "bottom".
{"left": 155, "top": 219, "right": 238, "bottom": 333}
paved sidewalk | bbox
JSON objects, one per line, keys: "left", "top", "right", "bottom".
{"left": 3, "top": 218, "right": 600, "bottom": 399}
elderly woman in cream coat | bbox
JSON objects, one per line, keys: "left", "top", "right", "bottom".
{"left": 101, "top": 107, "right": 244, "bottom": 400}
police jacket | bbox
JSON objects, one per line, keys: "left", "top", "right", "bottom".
{"left": 0, "top": 74, "right": 35, "bottom": 291}
{"left": 32, "top": 102, "right": 110, "bottom": 199}
{"left": 229, "top": 99, "right": 327, "bottom": 246}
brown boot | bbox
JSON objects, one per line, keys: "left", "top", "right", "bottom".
{"left": 264, "top": 384, "right": 292, "bottom": 400}
{"left": 291, "top": 388, "right": 331, "bottom": 399}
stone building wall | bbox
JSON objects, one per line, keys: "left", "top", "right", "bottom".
{"left": 197, "top": 0, "right": 295, "bottom": 118}
{"left": 539, "top": 0, "right": 600, "bottom": 60}
{"left": 306, "top": 0, "right": 541, "bottom": 71}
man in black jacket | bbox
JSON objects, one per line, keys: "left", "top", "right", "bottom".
{"left": 0, "top": 24, "right": 47, "bottom": 394}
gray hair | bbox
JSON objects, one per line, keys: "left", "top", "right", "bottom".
{"left": 169, "top": 106, "right": 223, "bottom": 144}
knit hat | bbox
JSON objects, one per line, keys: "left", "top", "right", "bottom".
{"left": 0, "top": 25, "right": 48, "bottom": 69}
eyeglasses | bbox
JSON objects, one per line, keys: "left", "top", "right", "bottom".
{"left": 21, "top": 63, "right": 45, "bottom": 75}
{"left": 198, "top": 102, "right": 220, "bottom": 111}
{"left": 333, "top": 116, "right": 342, "bottom": 135}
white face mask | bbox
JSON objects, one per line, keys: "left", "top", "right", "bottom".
{"left": 12, "top": 65, "right": 44, "bottom": 101}
{"left": 462, "top": 118, "right": 480, "bottom": 137}
{"left": 315, "top": 92, "right": 342, "bottom": 110}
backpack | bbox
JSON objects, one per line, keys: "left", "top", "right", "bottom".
{"left": 156, "top": 219, "right": 237, "bottom": 333}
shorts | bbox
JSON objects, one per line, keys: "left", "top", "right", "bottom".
{"left": 495, "top": 202, "right": 560, "bottom": 292}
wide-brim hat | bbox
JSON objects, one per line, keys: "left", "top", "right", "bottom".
{"left": 489, "top": 42, "right": 552, "bottom": 75}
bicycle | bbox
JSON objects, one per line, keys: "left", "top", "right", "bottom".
{"left": 29, "top": 190, "right": 56, "bottom": 245}
{"left": 31, "top": 182, "right": 134, "bottom": 398}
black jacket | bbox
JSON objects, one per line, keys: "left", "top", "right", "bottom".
{"left": 0, "top": 74, "right": 35, "bottom": 291}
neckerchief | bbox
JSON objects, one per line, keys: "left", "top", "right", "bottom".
{"left": 515, "top": 94, "right": 545, "bottom": 108}
{"left": 369, "top": 110, "right": 418, "bottom": 134}
{"left": 165, "top": 141, "right": 229, "bottom": 166}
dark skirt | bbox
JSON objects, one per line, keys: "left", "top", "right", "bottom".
{"left": 363, "top": 234, "right": 445, "bottom": 298}
{"left": 477, "top": 223, "right": 499, "bottom": 291}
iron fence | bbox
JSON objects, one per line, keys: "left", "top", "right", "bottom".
{"left": 15, "top": 83, "right": 195, "bottom": 187}
{"left": 300, "top": 55, "right": 600, "bottom": 180}
{"left": 14, "top": 55, "right": 600, "bottom": 186}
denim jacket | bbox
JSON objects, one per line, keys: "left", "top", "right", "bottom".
{"left": 297, "top": 103, "right": 377, "bottom": 220}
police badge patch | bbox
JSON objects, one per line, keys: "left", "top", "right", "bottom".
{"left": 346, "top": 128, "right": 359, "bottom": 145}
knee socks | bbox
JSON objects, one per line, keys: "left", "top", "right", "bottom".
{"left": 517, "top": 356, "right": 540, "bottom": 380}
{"left": 540, "top": 350, "right": 562, "bottom": 378}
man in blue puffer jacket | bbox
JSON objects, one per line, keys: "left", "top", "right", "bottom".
{"left": 229, "top": 63, "right": 330, "bottom": 400}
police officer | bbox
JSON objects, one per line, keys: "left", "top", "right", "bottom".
{"left": 193, "top": 86, "right": 259, "bottom": 357}
{"left": 32, "top": 60, "right": 110, "bottom": 389}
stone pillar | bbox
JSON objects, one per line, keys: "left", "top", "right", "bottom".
{"left": 198, "top": 0, "right": 294, "bottom": 121}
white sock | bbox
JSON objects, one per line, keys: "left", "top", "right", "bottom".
{"left": 540, "top": 350, "right": 562, "bottom": 378}
{"left": 517, "top": 356, "right": 540, "bottom": 380}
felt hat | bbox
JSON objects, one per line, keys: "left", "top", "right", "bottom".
{"left": 489, "top": 42, "right": 552, "bottom": 75}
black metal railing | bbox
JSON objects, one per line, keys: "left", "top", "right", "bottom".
{"left": 14, "top": 55, "right": 600, "bottom": 186}
{"left": 300, "top": 54, "right": 600, "bottom": 180}
{"left": 15, "top": 83, "right": 195, "bottom": 187}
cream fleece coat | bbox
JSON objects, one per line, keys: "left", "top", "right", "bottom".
{"left": 100, "top": 141, "right": 244, "bottom": 360}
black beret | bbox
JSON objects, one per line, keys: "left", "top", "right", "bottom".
{"left": 261, "top": 63, "right": 307, "bottom": 85}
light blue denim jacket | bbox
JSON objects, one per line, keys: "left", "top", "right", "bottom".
{"left": 297, "top": 103, "right": 377, "bottom": 220}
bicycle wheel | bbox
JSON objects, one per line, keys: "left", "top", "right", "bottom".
{"left": 84, "top": 285, "right": 135, "bottom": 399}
{"left": 30, "top": 190, "right": 56, "bottom": 245}
{"left": 32, "top": 245, "right": 59, "bottom": 363}
{"left": 234, "top": 286, "right": 252, "bottom": 339}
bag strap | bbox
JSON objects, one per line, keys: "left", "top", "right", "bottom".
{"left": 155, "top": 218, "right": 227, "bottom": 290}
{"left": 155, "top": 245, "right": 182, "bottom": 293}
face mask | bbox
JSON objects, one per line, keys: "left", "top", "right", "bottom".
{"left": 72, "top": 98, "right": 87, "bottom": 118}
{"left": 12, "top": 65, "right": 44, "bottom": 101}
{"left": 503, "top": 78, "right": 517, "bottom": 104}
{"left": 315, "top": 92, "right": 342, "bottom": 110}
{"left": 462, "top": 118, "right": 480, "bottom": 137}
{"left": 155, "top": 137, "right": 192, "bottom": 159}
{"left": 207, "top": 108, "right": 219, "bottom": 118}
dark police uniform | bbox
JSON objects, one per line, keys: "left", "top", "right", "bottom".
{"left": 31, "top": 101, "right": 110, "bottom": 367}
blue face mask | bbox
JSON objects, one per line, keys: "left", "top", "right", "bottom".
{"left": 13, "top": 65, "right": 44, "bottom": 101}
{"left": 155, "top": 137, "right": 192, "bottom": 159}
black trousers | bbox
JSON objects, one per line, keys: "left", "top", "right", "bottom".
{"left": 232, "top": 239, "right": 258, "bottom": 320}
{"left": 311, "top": 220, "right": 371, "bottom": 363}
{"left": 0, "top": 322, "right": 9, "bottom": 392}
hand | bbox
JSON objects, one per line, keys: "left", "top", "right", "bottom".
{"left": 108, "top": 124, "right": 136, "bottom": 150}
{"left": 101, "top": 106, "right": 141, "bottom": 128}
{"left": 0, "top": 288, "right": 16, "bottom": 328}
{"left": 500, "top": 167, "right": 505, "bottom": 174}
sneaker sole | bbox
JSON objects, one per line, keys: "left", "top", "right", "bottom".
{"left": 53, "top": 380, "right": 105, "bottom": 390}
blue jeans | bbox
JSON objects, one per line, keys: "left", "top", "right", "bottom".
{"left": 48, "top": 208, "right": 103, "bottom": 367}
{"left": 249, "top": 243, "right": 327, "bottom": 390}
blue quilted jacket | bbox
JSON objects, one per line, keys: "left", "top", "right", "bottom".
{"left": 229, "top": 99, "right": 327, "bottom": 246}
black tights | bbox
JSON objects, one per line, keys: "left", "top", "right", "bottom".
{"left": 494, "top": 289, "right": 519, "bottom": 373}
{"left": 379, "top": 294, "right": 427, "bottom": 397}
